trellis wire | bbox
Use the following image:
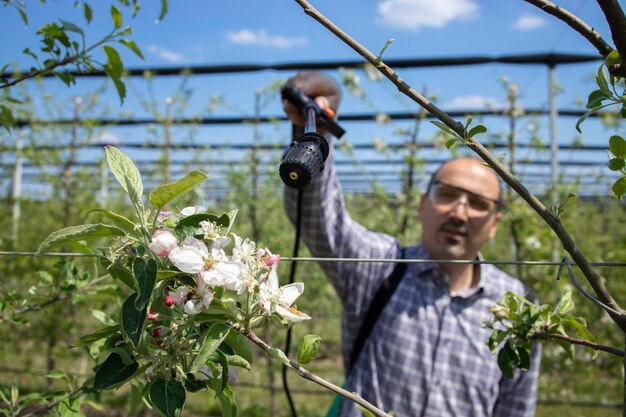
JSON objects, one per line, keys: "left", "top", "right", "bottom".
{"left": 1, "top": 250, "right": 625, "bottom": 267}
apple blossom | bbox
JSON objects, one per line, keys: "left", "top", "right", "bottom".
{"left": 168, "top": 237, "right": 246, "bottom": 294}
{"left": 258, "top": 268, "right": 310, "bottom": 322}
{"left": 164, "top": 295, "right": 175, "bottom": 308}
{"left": 149, "top": 229, "right": 178, "bottom": 257}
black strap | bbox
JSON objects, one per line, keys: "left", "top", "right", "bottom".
{"left": 348, "top": 247, "right": 407, "bottom": 372}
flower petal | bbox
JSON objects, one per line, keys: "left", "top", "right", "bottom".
{"left": 168, "top": 246, "right": 204, "bottom": 274}
{"left": 182, "top": 237, "right": 209, "bottom": 258}
{"left": 279, "top": 283, "right": 304, "bottom": 307}
{"left": 276, "top": 304, "right": 311, "bottom": 322}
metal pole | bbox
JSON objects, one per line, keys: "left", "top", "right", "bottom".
{"left": 165, "top": 97, "right": 173, "bottom": 183}
{"left": 11, "top": 130, "right": 23, "bottom": 249}
{"left": 549, "top": 63, "right": 560, "bottom": 261}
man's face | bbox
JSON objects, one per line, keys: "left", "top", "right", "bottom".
{"left": 418, "top": 158, "right": 502, "bottom": 260}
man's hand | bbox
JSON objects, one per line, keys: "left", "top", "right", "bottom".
{"left": 281, "top": 71, "right": 342, "bottom": 126}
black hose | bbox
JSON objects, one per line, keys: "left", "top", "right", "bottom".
{"left": 282, "top": 188, "right": 303, "bottom": 417}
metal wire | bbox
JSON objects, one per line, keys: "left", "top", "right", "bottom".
{"left": 1, "top": 251, "right": 625, "bottom": 267}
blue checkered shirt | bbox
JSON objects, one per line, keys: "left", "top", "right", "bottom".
{"left": 284, "top": 137, "right": 540, "bottom": 417}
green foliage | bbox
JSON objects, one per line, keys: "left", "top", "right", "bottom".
{"left": 485, "top": 291, "right": 600, "bottom": 378}
{"left": 0, "top": 0, "right": 169, "bottom": 130}
{"left": 298, "top": 334, "right": 322, "bottom": 365}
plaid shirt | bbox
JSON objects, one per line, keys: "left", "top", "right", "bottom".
{"left": 284, "top": 138, "right": 540, "bottom": 417}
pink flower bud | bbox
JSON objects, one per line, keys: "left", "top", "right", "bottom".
{"left": 152, "top": 327, "right": 162, "bottom": 338}
{"left": 266, "top": 253, "right": 281, "bottom": 267}
{"left": 148, "top": 309, "right": 157, "bottom": 321}
{"left": 156, "top": 340, "right": 165, "bottom": 348}
{"left": 149, "top": 230, "right": 178, "bottom": 257}
{"left": 164, "top": 295, "right": 175, "bottom": 308}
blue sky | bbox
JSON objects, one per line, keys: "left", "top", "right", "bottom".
{"left": 0, "top": 0, "right": 620, "bottom": 195}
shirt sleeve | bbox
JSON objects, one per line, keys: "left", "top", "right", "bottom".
{"left": 492, "top": 341, "right": 542, "bottom": 417}
{"left": 282, "top": 131, "right": 398, "bottom": 304}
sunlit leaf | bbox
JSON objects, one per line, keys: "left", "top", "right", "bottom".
{"left": 149, "top": 170, "right": 209, "bottom": 210}
{"left": 133, "top": 258, "right": 157, "bottom": 311}
{"left": 36, "top": 223, "right": 126, "bottom": 255}
{"left": 605, "top": 50, "right": 621, "bottom": 66}
{"left": 298, "top": 334, "right": 322, "bottom": 365}
{"left": 190, "top": 323, "right": 231, "bottom": 373}
{"left": 105, "top": 146, "right": 143, "bottom": 207}
{"left": 612, "top": 177, "right": 626, "bottom": 200}
{"left": 110, "top": 5, "right": 123, "bottom": 29}
{"left": 119, "top": 39, "right": 144, "bottom": 59}
{"left": 217, "top": 385, "right": 237, "bottom": 417}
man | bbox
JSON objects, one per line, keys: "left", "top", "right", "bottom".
{"left": 282, "top": 71, "right": 540, "bottom": 417}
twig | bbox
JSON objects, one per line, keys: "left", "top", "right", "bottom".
{"left": 292, "top": 0, "right": 626, "bottom": 332}
{"left": 595, "top": 0, "right": 626, "bottom": 63}
{"left": 531, "top": 332, "right": 624, "bottom": 357}
{"left": 233, "top": 324, "right": 393, "bottom": 417}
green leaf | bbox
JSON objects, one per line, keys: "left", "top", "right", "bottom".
{"left": 133, "top": 258, "right": 157, "bottom": 310}
{"left": 496, "top": 342, "right": 517, "bottom": 379}
{"left": 224, "top": 331, "right": 253, "bottom": 365}
{"left": 190, "top": 323, "right": 231, "bottom": 373}
{"left": 596, "top": 65, "right": 611, "bottom": 96}
{"left": 554, "top": 337, "right": 575, "bottom": 359}
{"left": 267, "top": 347, "right": 291, "bottom": 366}
{"left": 149, "top": 378, "right": 185, "bottom": 417}
{"left": 83, "top": 3, "right": 93, "bottom": 23}
{"left": 553, "top": 291, "right": 574, "bottom": 315}
{"left": 60, "top": 19, "right": 84, "bottom": 36}
{"left": 102, "top": 259, "right": 136, "bottom": 291}
{"left": 87, "top": 209, "right": 140, "bottom": 236}
{"left": 111, "top": 5, "right": 123, "bottom": 29}
{"left": 119, "top": 39, "right": 144, "bottom": 59}
{"left": 431, "top": 120, "right": 459, "bottom": 138}
{"left": 93, "top": 352, "right": 138, "bottom": 390}
{"left": 562, "top": 316, "right": 596, "bottom": 342}
{"left": 608, "top": 158, "right": 625, "bottom": 171}
{"left": 609, "top": 135, "right": 626, "bottom": 158}
{"left": 54, "top": 71, "right": 74, "bottom": 87}
{"left": 157, "top": 0, "right": 169, "bottom": 23}
{"left": 217, "top": 385, "right": 237, "bottom": 417}
{"left": 297, "top": 334, "right": 322, "bottom": 365}
{"left": 184, "top": 374, "right": 209, "bottom": 393}
{"left": 73, "top": 325, "right": 120, "bottom": 347}
{"left": 445, "top": 138, "right": 458, "bottom": 149}
{"left": 105, "top": 146, "right": 143, "bottom": 207}
{"left": 467, "top": 124, "right": 487, "bottom": 138}
{"left": 517, "top": 347, "right": 531, "bottom": 371}
{"left": 375, "top": 38, "right": 394, "bottom": 65}
{"left": 103, "top": 46, "right": 123, "bottom": 77}
{"left": 226, "top": 355, "right": 251, "bottom": 371}
{"left": 149, "top": 170, "right": 209, "bottom": 210}
{"left": 586, "top": 89, "right": 609, "bottom": 109}
{"left": 0, "top": 105, "right": 16, "bottom": 132}
{"left": 357, "top": 406, "right": 376, "bottom": 417}
{"left": 121, "top": 293, "right": 147, "bottom": 349}
{"left": 45, "top": 370, "right": 68, "bottom": 380}
{"left": 605, "top": 50, "right": 622, "bottom": 66}
{"left": 210, "top": 349, "right": 229, "bottom": 396}
{"left": 487, "top": 329, "right": 507, "bottom": 353}
{"left": 612, "top": 177, "right": 626, "bottom": 200}
{"left": 18, "top": 8, "right": 28, "bottom": 25}
{"left": 36, "top": 223, "right": 126, "bottom": 255}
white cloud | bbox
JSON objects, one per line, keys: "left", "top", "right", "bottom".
{"left": 443, "top": 95, "right": 499, "bottom": 110}
{"left": 147, "top": 45, "right": 186, "bottom": 63}
{"left": 226, "top": 29, "right": 307, "bottom": 49}
{"left": 93, "top": 131, "right": 120, "bottom": 145}
{"left": 513, "top": 14, "right": 547, "bottom": 31}
{"left": 376, "top": 0, "right": 479, "bottom": 31}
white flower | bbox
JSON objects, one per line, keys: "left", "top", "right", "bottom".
{"left": 232, "top": 235, "right": 256, "bottom": 262}
{"left": 168, "top": 237, "right": 245, "bottom": 294}
{"left": 168, "top": 286, "right": 190, "bottom": 306}
{"left": 184, "top": 299, "right": 203, "bottom": 315}
{"left": 258, "top": 268, "right": 310, "bottom": 322}
{"left": 181, "top": 206, "right": 203, "bottom": 217}
{"left": 149, "top": 229, "right": 178, "bottom": 257}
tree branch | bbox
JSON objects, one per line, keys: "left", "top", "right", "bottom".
{"left": 292, "top": 0, "right": 626, "bottom": 332}
{"left": 531, "top": 332, "right": 625, "bottom": 356}
{"left": 234, "top": 324, "right": 393, "bottom": 417}
{"left": 595, "top": 0, "right": 626, "bottom": 61}
{"left": 523, "top": 0, "right": 613, "bottom": 56}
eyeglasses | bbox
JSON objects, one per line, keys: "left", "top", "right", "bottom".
{"left": 427, "top": 180, "right": 501, "bottom": 217}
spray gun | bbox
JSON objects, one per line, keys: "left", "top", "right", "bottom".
{"left": 279, "top": 85, "right": 346, "bottom": 189}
